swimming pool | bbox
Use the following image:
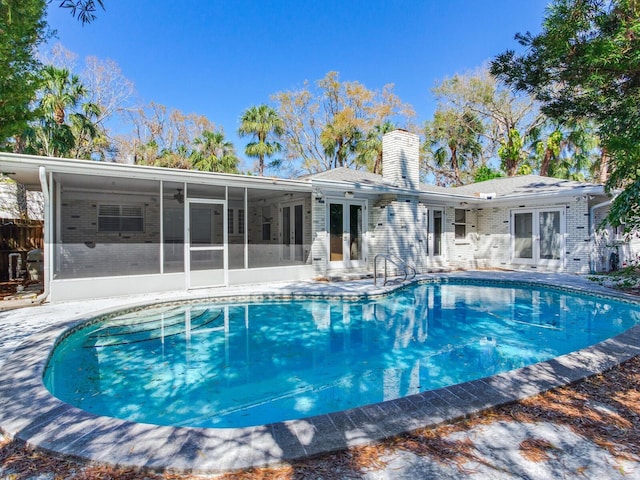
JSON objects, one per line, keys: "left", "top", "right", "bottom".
{"left": 43, "top": 280, "right": 640, "bottom": 429}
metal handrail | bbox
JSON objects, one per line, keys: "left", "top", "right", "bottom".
{"left": 374, "top": 253, "right": 417, "bottom": 286}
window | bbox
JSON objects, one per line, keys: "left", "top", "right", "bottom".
{"left": 98, "top": 204, "right": 144, "bottom": 232}
{"left": 262, "top": 206, "right": 272, "bottom": 241}
{"left": 227, "top": 208, "right": 245, "bottom": 236}
{"left": 454, "top": 208, "right": 467, "bottom": 240}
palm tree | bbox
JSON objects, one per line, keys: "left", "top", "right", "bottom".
{"left": 39, "top": 66, "right": 87, "bottom": 126}
{"left": 69, "top": 101, "right": 105, "bottom": 159}
{"left": 529, "top": 120, "right": 599, "bottom": 180}
{"left": 29, "top": 66, "right": 102, "bottom": 158}
{"left": 191, "top": 130, "right": 239, "bottom": 173}
{"left": 355, "top": 121, "right": 396, "bottom": 174}
{"left": 425, "top": 108, "right": 483, "bottom": 186}
{"left": 238, "top": 104, "right": 284, "bottom": 176}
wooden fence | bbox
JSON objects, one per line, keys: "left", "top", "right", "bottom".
{"left": 0, "top": 219, "right": 44, "bottom": 281}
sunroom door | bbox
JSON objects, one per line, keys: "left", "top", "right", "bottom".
{"left": 328, "top": 200, "right": 366, "bottom": 269}
{"left": 512, "top": 208, "right": 565, "bottom": 267}
{"left": 186, "top": 199, "right": 227, "bottom": 288}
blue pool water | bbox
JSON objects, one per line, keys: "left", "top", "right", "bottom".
{"left": 44, "top": 281, "right": 640, "bottom": 428}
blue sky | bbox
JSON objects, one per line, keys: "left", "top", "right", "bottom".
{"left": 45, "top": 0, "right": 549, "bottom": 169}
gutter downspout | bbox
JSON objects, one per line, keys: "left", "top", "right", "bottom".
{"left": 33, "top": 166, "right": 50, "bottom": 303}
{"left": 589, "top": 198, "right": 613, "bottom": 273}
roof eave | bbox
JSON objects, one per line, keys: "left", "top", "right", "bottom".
{"left": 0, "top": 153, "right": 313, "bottom": 192}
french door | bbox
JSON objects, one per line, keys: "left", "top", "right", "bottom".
{"left": 512, "top": 208, "right": 565, "bottom": 267}
{"left": 186, "top": 199, "right": 227, "bottom": 288}
{"left": 281, "top": 202, "right": 304, "bottom": 262}
{"left": 417, "top": 204, "right": 444, "bottom": 262}
{"left": 328, "top": 200, "right": 366, "bottom": 269}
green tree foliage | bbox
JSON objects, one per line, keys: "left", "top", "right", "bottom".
{"left": 118, "top": 103, "right": 238, "bottom": 173}
{"left": 528, "top": 120, "right": 599, "bottom": 180}
{"left": 431, "top": 67, "right": 544, "bottom": 177}
{"left": 0, "top": 0, "right": 48, "bottom": 148}
{"left": 273, "top": 71, "right": 415, "bottom": 174}
{"left": 473, "top": 165, "right": 503, "bottom": 183}
{"left": 491, "top": 0, "right": 640, "bottom": 228}
{"left": 355, "top": 121, "right": 396, "bottom": 174}
{"left": 191, "top": 130, "right": 239, "bottom": 173}
{"left": 238, "top": 104, "right": 283, "bottom": 176}
{"left": 57, "top": 0, "right": 104, "bottom": 25}
{"left": 423, "top": 108, "right": 483, "bottom": 186}
{"left": 25, "top": 65, "right": 103, "bottom": 158}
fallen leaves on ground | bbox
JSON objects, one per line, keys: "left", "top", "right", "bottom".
{"left": 2, "top": 356, "right": 640, "bottom": 479}
{"left": 518, "top": 438, "right": 557, "bottom": 462}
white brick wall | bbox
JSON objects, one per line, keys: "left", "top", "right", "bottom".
{"left": 0, "top": 180, "right": 43, "bottom": 220}
{"left": 446, "top": 206, "right": 481, "bottom": 269}
{"left": 57, "top": 190, "right": 161, "bottom": 278}
{"left": 446, "top": 200, "right": 593, "bottom": 274}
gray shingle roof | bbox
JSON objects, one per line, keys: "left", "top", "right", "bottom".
{"left": 448, "top": 175, "right": 603, "bottom": 198}
{"left": 304, "top": 169, "right": 604, "bottom": 199}
{"left": 302, "top": 167, "right": 388, "bottom": 186}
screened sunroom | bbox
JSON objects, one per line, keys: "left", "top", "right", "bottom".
{"left": 0, "top": 154, "right": 313, "bottom": 301}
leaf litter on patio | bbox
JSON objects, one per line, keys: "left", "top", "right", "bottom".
{"left": 2, "top": 355, "right": 640, "bottom": 479}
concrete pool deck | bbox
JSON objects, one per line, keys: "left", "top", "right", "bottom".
{"left": 1, "top": 271, "right": 640, "bottom": 474}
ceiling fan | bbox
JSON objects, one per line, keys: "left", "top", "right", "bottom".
{"left": 173, "top": 188, "right": 184, "bottom": 204}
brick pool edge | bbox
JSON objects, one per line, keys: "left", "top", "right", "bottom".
{"left": 1, "top": 272, "right": 639, "bottom": 474}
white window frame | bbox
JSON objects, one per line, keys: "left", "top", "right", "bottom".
{"left": 453, "top": 208, "right": 467, "bottom": 241}
{"left": 510, "top": 207, "right": 566, "bottom": 267}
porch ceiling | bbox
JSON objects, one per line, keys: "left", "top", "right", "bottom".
{"left": 0, "top": 163, "right": 41, "bottom": 190}
{"left": 56, "top": 172, "right": 159, "bottom": 194}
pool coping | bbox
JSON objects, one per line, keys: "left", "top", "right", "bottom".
{"left": 1, "top": 272, "right": 640, "bottom": 474}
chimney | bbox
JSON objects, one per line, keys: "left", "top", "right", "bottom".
{"left": 382, "top": 129, "right": 419, "bottom": 190}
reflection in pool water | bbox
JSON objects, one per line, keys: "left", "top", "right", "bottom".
{"left": 44, "top": 282, "right": 640, "bottom": 428}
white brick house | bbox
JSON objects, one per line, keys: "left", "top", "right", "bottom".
{"left": 308, "top": 129, "right": 612, "bottom": 278}
{"left": 0, "top": 129, "right": 621, "bottom": 301}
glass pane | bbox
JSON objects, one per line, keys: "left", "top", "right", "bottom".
{"left": 121, "top": 217, "right": 144, "bottom": 232}
{"left": 238, "top": 209, "right": 245, "bottom": 235}
{"left": 514, "top": 212, "right": 533, "bottom": 259}
{"left": 262, "top": 223, "right": 271, "bottom": 242}
{"left": 330, "top": 203, "right": 343, "bottom": 261}
{"left": 433, "top": 210, "right": 442, "bottom": 256}
{"left": 539, "top": 211, "right": 561, "bottom": 260}
{"left": 294, "top": 204, "right": 303, "bottom": 262}
{"left": 227, "top": 209, "right": 234, "bottom": 235}
{"left": 349, "top": 204, "right": 362, "bottom": 261}
{"left": 282, "top": 206, "right": 291, "bottom": 260}
{"left": 423, "top": 208, "right": 429, "bottom": 256}
{"left": 262, "top": 206, "right": 271, "bottom": 241}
